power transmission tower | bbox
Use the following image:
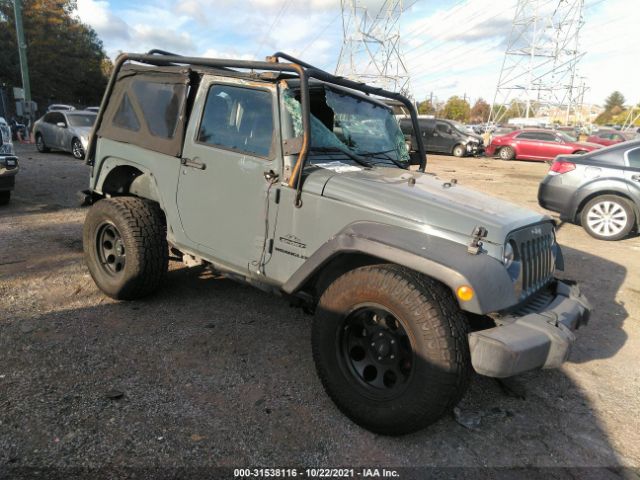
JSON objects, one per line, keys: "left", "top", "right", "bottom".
{"left": 335, "top": 0, "right": 411, "bottom": 95}
{"left": 488, "top": 0, "right": 585, "bottom": 125}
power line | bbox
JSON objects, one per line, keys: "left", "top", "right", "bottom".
{"left": 255, "top": 0, "right": 293, "bottom": 55}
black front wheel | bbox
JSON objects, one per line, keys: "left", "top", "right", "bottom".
{"left": 83, "top": 197, "right": 169, "bottom": 299}
{"left": 0, "top": 191, "right": 10, "bottom": 205}
{"left": 312, "top": 265, "right": 470, "bottom": 435}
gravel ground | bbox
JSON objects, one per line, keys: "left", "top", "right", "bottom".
{"left": 1, "top": 145, "right": 639, "bottom": 476}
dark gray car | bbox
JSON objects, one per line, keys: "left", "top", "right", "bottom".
{"left": 538, "top": 140, "right": 640, "bottom": 240}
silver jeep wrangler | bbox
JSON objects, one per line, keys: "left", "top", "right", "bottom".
{"left": 82, "top": 50, "right": 590, "bottom": 435}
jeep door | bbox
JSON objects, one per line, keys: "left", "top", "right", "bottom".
{"left": 177, "top": 77, "right": 279, "bottom": 270}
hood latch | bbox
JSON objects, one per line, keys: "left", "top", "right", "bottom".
{"left": 467, "top": 226, "right": 488, "bottom": 255}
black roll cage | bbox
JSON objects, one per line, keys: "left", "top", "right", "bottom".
{"left": 87, "top": 49, "right": 426, "bottom": 208}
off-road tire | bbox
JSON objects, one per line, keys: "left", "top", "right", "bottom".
{"left": 452, "top": 144, "right": 466, "bottom": 157}
{"left": 312, "top": 264, "right": 470, "bottom": 435}
{"left": 499, "top": 146, "right": 515, "bottom": 160}
{"left": 0, "top": 191, "right": 10, "bottom": 205}
{"left": 580, "top": 195, "right": 635, "bottom": 241}
{"left": 71, "top": 138, "right": 85, "bottom": 160}
{"left": 35, "top": 133, "right": 50, "bottom": 153}
{"left": 83, "top": 197, "right": 168, "bottom": 300}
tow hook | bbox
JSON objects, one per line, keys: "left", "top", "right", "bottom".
{"left": 467, "top": 226, "right": 488, "bottom": 255}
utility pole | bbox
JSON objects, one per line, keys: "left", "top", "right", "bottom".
{"left": 13, "top": 0, "right": 33, "bottom": 129}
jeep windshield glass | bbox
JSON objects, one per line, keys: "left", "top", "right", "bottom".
{"left": 283, "top": 88, "right": 409, "bottom": 169}
{"left": 67, "top": 114, "right": 97, "bottom": 127}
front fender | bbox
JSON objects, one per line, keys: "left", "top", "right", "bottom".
{"left": 283, "top": 222, "right": 518, "bottom": 315}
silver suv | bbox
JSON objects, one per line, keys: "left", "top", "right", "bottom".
{"left": 81, "top": 50, "right": 590, "bottom": 435}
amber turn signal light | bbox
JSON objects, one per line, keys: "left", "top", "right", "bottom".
{"left": 456, "top": 285, "right": 474, "bottom": 302}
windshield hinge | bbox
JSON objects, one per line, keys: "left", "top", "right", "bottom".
{"left": 467, "top": 226, "right": 488, "bottom": 255}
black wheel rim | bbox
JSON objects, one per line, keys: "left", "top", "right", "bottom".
{"left": 96, "top": 222, "right": 126, "bottom": 276}
{"left": 339, "top": 305, "right": 415, "bottom": 399}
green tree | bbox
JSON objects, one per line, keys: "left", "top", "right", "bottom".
{"left": 604, "top": 91, "right": 625, "bottom": 111}
{"left": 0, "top": 0, "right": 111, "bottom": 115}
{"left": 442, "top": 96, "right": 470, "bottom": 122}
{"left": 417, "top": 98, "right": 435, "bottom": 115}
{"left": 470, "top": 98, "right": 490, "bottom": 123}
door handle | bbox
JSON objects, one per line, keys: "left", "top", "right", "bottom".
{"left": 181, "top": 157, "right": 206, "bottom": 170}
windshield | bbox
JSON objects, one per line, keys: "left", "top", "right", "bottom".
{"left": 283, "top": 87, "right": 409, "bottom": 169}
{"left": 67, "top": 114, "right": 96, "bottom": 127}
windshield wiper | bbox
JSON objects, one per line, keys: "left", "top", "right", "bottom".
{"left": 308, "top": 147, "right": 372, "bottom": 168}
{"left": 360, "top": 149, "right": 408, "bottom": 169}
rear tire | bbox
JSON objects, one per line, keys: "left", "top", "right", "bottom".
{"left": 83, "top": 197, "right": 169, "bottom": 299}
{"left": 580, "top": 195, "right": 635, "bottom": 241}
{"left": 35, "top": 133, "right": 50, "bottom": 153}
{"left": 312, "top": 264, "right": 470, "bottom": 435}
{"left": 452, "top": 144, "right": 466, "bottom": 157}
{"left": 499, "top": 146, "right": 515, "bottom": 160}
{"left": 0, "top": 191, "right": 10, "bottom": 205}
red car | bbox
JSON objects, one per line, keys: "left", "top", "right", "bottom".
{"left": 586, "top": 130, "right": 627, "bottom": 146}
{"left": 486, "top": 129, "right": 601, "bottom": 161}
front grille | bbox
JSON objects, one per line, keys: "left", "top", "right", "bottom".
{"left": 507, "top": 222, "right": 556, "bottom": 301}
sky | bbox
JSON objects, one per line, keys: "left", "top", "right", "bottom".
{"left": 75, "top": 0, "right": 639, "bottom": 108}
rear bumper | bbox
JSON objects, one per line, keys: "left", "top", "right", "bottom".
{"left": 468, "top": 280, "right": 590, "bottom": 378}
{"left": 537, "top": 176, "right": 575, "bottom": 217}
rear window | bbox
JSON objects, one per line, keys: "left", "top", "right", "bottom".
{"left": 132, "top": 80, "right": 185, "bottom": 138}
{"left": 628, "top": 148, "right": 640, "bottom": 168}
{"left": 113, "top": 93, "right": 140, "bottom": 132}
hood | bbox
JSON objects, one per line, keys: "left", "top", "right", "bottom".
{"left": 309, "top": 166, "right": 549, "bottom": 245}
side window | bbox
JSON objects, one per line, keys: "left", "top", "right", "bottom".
{"left": 516, "top": 132, "right": 536, "bottom": 140}
{"left": 44, "top": 113, "right": 55, "bottom": 124}
{"left": 131, "top": 81, "right": 185, "bottom": 138}
{"left": 435, "top": 122, "right": 450, "bottom": 134}
{"left": 613, "top": 134, "right": 624, "bottom": 141}
{"left": 537, "top": 133, "right": 556, "bottom": 142}
{"left": 52, "top": 113, "right": 66, "bottom": 126}
{"left": 198, "top": 85, "right": 274, "bottom": 158}
{"left": 627, "top": 148, "right": 640, "bottom": 168}
{"left": 113, "top": 93, "right": 141, "bottom": 132}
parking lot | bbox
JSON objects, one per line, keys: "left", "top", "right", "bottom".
{"left": 1, "top": 144, "right": 639, "bottom": 471}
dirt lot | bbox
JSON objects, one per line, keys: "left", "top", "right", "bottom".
{"left": 1, "top": 145, "right": 639, "bottom": 474}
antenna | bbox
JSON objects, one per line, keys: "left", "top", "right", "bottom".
{"left": 335, "top": 0, "right": 411, "bottom": 95}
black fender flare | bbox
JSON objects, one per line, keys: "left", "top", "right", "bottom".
{"left": 282, "top": 222, "right": 518, "bottom": 315}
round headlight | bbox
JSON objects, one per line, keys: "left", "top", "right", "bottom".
{"left": 503, "top": 242, "right": 515, "bottom": 268}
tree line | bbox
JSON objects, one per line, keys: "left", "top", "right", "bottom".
{"left": 417, "top": 91, "right": 640, "bottom": 126}
{"left": 0, "top": 0, "right": 111, "bottom": 116}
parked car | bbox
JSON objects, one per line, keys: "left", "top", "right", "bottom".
{"left": 7, "top": 117, "right": 27, "bottom": 141}
{"left": 486, "top": 129, "right": 601, "bottom": 161}
{"left": 587, "top": 129, "right": 628, "bottom": 146}
{"left": 33, "top": 110, "right": 97, "bottom": 159}
{"left": 0, "top": 117, "right": 19, "bottom": 205}
{"left": 400, "top": 117, "right": 484, "bottom": 157}
{"left": 538, "top": 140, "right": 640, "bottom": 240}
{"left": 81, "top": 50, "right": 590, "bottom": 435}
{"left": 47, "top": 104, "right": 75, "bottom": 112}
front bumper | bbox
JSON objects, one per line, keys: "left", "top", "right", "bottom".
{"left": 0, "top": 155, "right": 19, "bottom": 191}
{"left": 468, "top": 280, "right": 590, "bottom": 378}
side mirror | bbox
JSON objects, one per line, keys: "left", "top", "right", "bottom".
{"left": 56, "top": 122, "right": 66, "bottom": 128}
